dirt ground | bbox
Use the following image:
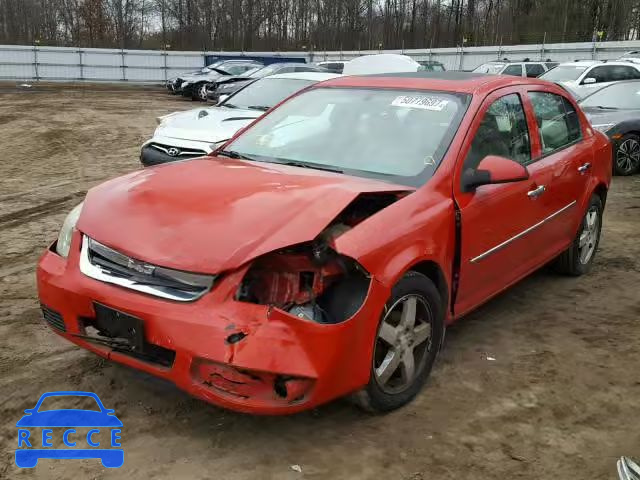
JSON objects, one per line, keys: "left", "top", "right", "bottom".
{"left": 0, "top": 84, "right": 639, "bottom": 480}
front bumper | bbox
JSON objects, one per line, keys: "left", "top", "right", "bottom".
{"left": 37, "top": 233, "right": 387, "bottom": 414}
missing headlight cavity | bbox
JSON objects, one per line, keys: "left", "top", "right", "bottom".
{"left": 234, "top": 191, "right": 410, "bottom": 323}
{"left": 236, "top": 244, "right": 370, "bottom": 325}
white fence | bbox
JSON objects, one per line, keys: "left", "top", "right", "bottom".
{"left": 2, "top": 40, "right": 640, "bottom": 83}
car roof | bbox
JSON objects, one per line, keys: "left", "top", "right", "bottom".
{"left": 267, "top": 62, "right": 317, "bottom": 67}
{"left": 266, "top": 72, "right": 341, "bottom": 81}
{"left": 316, "top": 71, "right": 548, "bottom": 94}
{"left": 557, "top": 60, "right": 601, "bottom": 67}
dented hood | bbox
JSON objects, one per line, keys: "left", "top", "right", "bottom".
{"left": 78, "top": 158, "right": 412, "bottom": 273}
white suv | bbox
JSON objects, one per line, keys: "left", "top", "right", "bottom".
{"left": 540, "top": 60, "right": 640, "bottom": 98}
{"left": 472, "top": 60, "right": 556, "bottom": 77}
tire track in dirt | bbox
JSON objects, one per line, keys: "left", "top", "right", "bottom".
{"left": 0, "top": 191, "right": 85, "bottom": 228}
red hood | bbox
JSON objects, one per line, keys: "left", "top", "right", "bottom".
{"left": 78, "top": 158, "right": 412, "bottom": 273}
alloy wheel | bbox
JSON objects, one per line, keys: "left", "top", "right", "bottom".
{"left": 198, "top": 84, "right": 208, "bottom": 101}
{"left": 373, "top": 294, "right": 433, "bottom": 394}
{"left": 616, "top": 138, "right": 640, "bottom": 174}
{"left": 578, "top": 206, "right": 600, "bottom": 265}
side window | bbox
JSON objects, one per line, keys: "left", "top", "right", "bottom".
{"left": 463, "top": 94, "right": 531, "bottom": 171}
{"left": 561, "top": 97, "right": 582, "bottom": 142}
{"left": 585, "top": 65, "right": 614, "bottom": 83}
{"left": 612, "top": 66, "right": 640, "bottom": 80}
{"left": 525, "top": 64, "right": 545, "bottom": 77}
{"left": 502, "top": 64, "right": 523, "bottom": 76}
{"left": 529, "top": 92, "right": 581, "bottom": 154}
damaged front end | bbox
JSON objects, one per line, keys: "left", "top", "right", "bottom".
{"left": 190, "top": 192, "right": 408, "bottom": 409}
{"left": 235, "top": 192, "right": 406, "bottom": 324}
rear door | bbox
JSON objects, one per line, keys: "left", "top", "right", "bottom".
{"left": 525, "top": 90, "right": 593, "bottom": 252}
{"left": 453, "top": 87, "right": 554, "bottom": 316}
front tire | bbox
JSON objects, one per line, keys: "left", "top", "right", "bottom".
{"left": 193, "top": 82, "right": 209, "bottom": 102}
{"left": 614, "top": 133, "right": 640, "bottom": 176}
{"left": 554, "top": 194, "right": 603, "bottom": 276}
{"left": 353, "top": 272, "right": 444, "bottom": 413}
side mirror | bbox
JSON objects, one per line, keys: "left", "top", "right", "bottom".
{"left": 582, "top": 77, "right": 597, "bottom": 85}
{"left": 462, "top": 155, "right": 529, "bottom": 192}
{"left": 24, "top": 409, "right": 34, "bottom": 414}
{"left": 217, "top": 94, "right": 229, "bottom": 104}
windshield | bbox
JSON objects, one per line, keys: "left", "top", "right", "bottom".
{"left": 419, "top": 63, "right": 445, "bottom": 72}
{"left": 224, "top": 87, "right": 470, "bottom": 186}
{"left": 242, "top": 66, "right": 262, "bottom": 77}
{"left": 581, "top": 82, "right": 640, "bottom": 109}
{"left": 223, "top": 78, "right": 314, "bottom": 110}
{"left": 540, "top": 65, "right": 587, "bottom": 82}
{"left": 249, "top": 64, "right": 286, "bottom": 78}
{"left": 472, "top": 63, "right": 505, "bottom": 74}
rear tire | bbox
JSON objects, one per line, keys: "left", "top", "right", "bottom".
{"left": 554, "top": 194, "right": 603, "bottom": 276}
{"left": 614, "top": 133, "right": 640, "bottom": 176}
{"left": 353, "top": 272, "right": 444, "bottom": 413}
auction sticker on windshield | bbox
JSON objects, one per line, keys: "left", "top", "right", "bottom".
{"left": 391, "top": 95, "right": 449, "bottom": 111}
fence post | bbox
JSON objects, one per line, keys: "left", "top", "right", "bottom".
{"left": 163, "top": 50, "right": 168, "bottom": 82}
{"left": 540, "top": 32, "right": 546, "bottom": 60}
{"left": 78, "top": 49, "right": 84, "bottom": 81}
{"left": 458, "top": 46, "right": 464, "bottom": 70}
{"left": 33, "top": 45, "right": 39, "bottom": 81}
{"left": 121, "top": 48, "right": 126, "bottom": 81}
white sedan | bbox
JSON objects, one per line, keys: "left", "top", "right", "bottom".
{"left": 141, "top": 72, "right": 340, "bottom": 167}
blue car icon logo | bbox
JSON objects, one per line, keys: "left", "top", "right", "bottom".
{"left": 16, "top": 391, "right": 123, "bottom": 468}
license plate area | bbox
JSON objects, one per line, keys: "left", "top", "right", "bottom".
{"left": 89, "top": 303, "right": 144, "bottom": 353}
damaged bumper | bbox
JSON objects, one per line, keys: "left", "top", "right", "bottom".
{"left": 36, "top": 237, "right": 388, "bottom": 415}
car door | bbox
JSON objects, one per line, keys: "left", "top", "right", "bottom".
{"left": 580, "top": 65, "right": 623, "bottom": 93}
{"left": 526, "top": 90, "right": 593, "bottom": 252}
{"left": 453, "top": 87, "right": 554, "bottom": 316}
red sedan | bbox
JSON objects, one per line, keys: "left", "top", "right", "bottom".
{"left": 37, "top": 72, "right": 612, "bottom": 414}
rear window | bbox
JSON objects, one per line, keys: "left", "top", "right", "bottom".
{"left": 473, "top": 63, "right": 507, "bottom": 74}
{"left": 540, "top": 65, "right": 587, "bottom": 82}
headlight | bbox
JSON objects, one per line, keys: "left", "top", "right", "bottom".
{"left": 592, "top": 123, "right": 615, "bottom": 133}
{"left": 181, "top": 81, "right": 189, "bottom": 88}
{"left": 55, "top": 203, "right": 83, "bottom": 258}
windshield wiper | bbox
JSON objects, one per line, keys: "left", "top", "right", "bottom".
{"left": 221, "top": 103, "right": 238, "bottom": 109}
{"left": 247, "top": 105, "right": 271, "bottom": 111}
{"left": 217, "top": 150, "right": 257, "bottom": 161}
{"left": 594, "top": 105, "right": 619, "bottom": 110}
{"left": 272, "top": 160, "right": 343, "bottom": 173}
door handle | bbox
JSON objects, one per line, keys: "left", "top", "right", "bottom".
{"left": 527, "top": 185, "right": 546, "bottom": 198}
{"left": 578, "top": 162, "right": 592, "bottom": 173}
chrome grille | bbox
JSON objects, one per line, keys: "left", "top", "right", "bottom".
{"left": 149, "top": 143, "right": 208, "bottom": 158}
{"left": 79, "top": 236, "right": 215, "bottom": 302}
